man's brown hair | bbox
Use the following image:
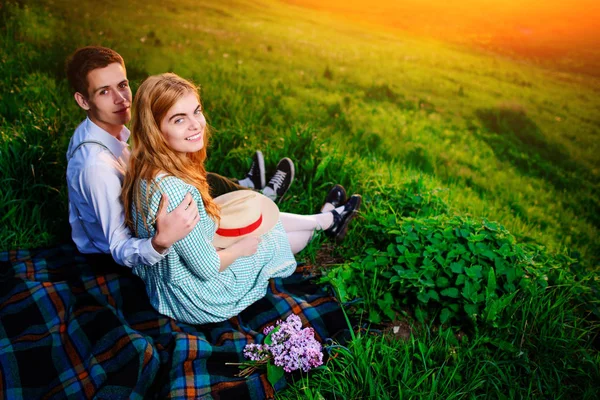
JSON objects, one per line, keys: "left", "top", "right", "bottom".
{"left": 65, "top": 46, "right": 125, "bottom": 97}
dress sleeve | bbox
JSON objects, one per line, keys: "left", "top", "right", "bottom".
{"left": 156, "top": 177, "right": 221, "bottom": 281}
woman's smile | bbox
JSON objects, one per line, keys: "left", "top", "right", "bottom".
{"left": 185, "top": 130, "right": 203, "bottom": 141}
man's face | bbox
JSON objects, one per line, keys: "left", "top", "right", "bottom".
{"left": 78, "top": 62, "right": 132, "bottom": 135}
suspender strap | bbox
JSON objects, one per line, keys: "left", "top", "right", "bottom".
{"left": 69, "top": 140, "right": 118, "bottom": 252}
{"left": 68, "top": 140, "right": 114, "bottom": 161}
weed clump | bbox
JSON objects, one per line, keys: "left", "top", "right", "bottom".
{"left": 323, "top": 65, "right": 333, "bottom": 80}
{"left": 364, "top": 83, "right": 398, "bottom": 103}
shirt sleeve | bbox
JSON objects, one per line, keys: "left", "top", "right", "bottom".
{"left": 157, "top": 177, "right": 221, "bottom": 281}
{"left": 79, "top": 164, "right": 167, "bottom": 267}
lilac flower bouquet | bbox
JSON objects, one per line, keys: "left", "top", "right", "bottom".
{"left": 228, "top": 314, "right": 324, "bottom": 386}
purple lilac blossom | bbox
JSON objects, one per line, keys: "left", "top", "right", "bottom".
{"left": 263, "top": 325, "right": 275, "bottom": 335}
{"left": 243, "top": 314, "right": 323, "bottom": 373}
{"left": 243, "top": 343, "right": 269, "bottom": 361}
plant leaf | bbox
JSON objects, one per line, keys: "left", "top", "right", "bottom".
{"left": 441, "top": 287, "right": 459, "bottom": 298}
{"left": 314, "top": 155, "right": 332, "bottom": 182}
{"left": 450, "top": 262, "right": 464, "bottom": 274}
{"left": 486, "top": 267, "right": 497, "bottom": 301}
{"left": 436, "top": 276, "right": 450, "bottom": 288}
{"left": 415, "top": 307, "right": 427, "bottom": 323}
{"left": 369, "top": 308, "right": 382, "bottom": 324}
{"left": 440, "top": 308, "right": 452, "bottom": 324}
{"left": 464, "top": 303, "right": 479, "bottom": 318}
{"left": 428, "top": 289, "right": 440, "bottom": 301}
{"left": 267, "top": 362, "right": 285, "bottom": 387}
{"left": 264, "top": 326, "right": 281, "bottom": 345}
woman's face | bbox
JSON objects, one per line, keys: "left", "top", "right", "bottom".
{"left": 159, "top": 91, "right": 206, "bottom": 154}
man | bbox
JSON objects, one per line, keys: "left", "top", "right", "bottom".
{"left": 65, "top": 46, "right": 294, "bottom": 267}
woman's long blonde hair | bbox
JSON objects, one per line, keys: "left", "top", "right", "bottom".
{"left": 122, "top": 73, "right": 220, "bottom": 235}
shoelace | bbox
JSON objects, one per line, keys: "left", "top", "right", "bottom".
{"left": 267, "top": 170, "right": 287, "bottom": 189}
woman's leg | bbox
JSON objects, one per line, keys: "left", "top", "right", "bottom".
{"left": 279, "top": 212, "right": 334, "bottom": 232}
{"left": 279, "top": 209, "right": 343, "bottom": 253}
{"left": 286, "top": 231, "right": 315, "bottom": 254}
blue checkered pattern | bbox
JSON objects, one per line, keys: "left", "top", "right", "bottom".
{"left": 131, "top": 176, "right": 297, "bottom": 324}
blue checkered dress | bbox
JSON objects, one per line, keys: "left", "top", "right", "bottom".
{"left": 131, "top": 176, "right": 297, "bottom": 324}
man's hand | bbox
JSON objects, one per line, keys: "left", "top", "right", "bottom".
{"left": 151, "top": 193, "right": 199, "bottom": 253}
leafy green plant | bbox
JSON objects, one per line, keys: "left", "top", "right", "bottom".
{"left": 323, "top": 212, "right": 585, "bottom": 327}
{"left": 387, "top": 215, "right": 541, "bottom": 325}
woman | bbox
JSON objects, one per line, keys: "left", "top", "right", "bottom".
{"left": 121, "top": 73, "right": 360, "bottom": 324}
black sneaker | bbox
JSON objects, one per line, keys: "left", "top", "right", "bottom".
{"left": 320, "top": 184, "right": 347, "bottom": 212}
{"left": 324, "top": 194, "right": 361, "bottom": 243}
{"left": 245, "top": 150, "right": 266, "bottom": 189}
{"left": 262, "top": 158, "right": 295, "bottom": 202}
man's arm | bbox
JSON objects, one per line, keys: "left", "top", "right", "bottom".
{"left": 156, "top": 177, "right": 258, "bottom": 279}
{"left": 79, "top": 164, "right": 199, "bottom": 267}
{"left": 151, "top": 192, "right": 199, "bottom": 253}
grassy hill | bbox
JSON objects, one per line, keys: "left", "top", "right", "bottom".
{"left": 1, "top": 0, "right": 599, "bottom": 397}
{"left": 2, "top": 0, "right": 598, "bottom": 261}
{"left": 282, "top": 0, "right": 600, "bottom": 78}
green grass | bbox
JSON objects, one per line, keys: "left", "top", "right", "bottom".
{"left": 281, "top": 284, "right": 600, "bottom": 399}
{"left": 1, "top": 0, "right": 599, "bottom": 398}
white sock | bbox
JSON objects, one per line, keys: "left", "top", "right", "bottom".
{"left": 319, "top": 206, "right": 345, "bottom": 229}
{"left": 238, "top": 177, "right": 254, "bottom": 189}
{"left": 279, "top": 210, "right": 345, "bottom": 233}
{"left": 321, "top": 203, "right": 346, "bottom": 213}
{"left": 314, "top": 212, "right": 334, "bottom": 230}
{"left": 321, "top": 202, "right": 334, "bottom": 213}
{"left": 315, "top": 206, "right": 344, "bottom": 230}
{"left": 280, "top": 212, "right": 331, "bottom": 231}
{"left": 262, "top": 186, "right": 276, "bottom": 201}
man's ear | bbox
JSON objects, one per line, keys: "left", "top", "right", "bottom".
{"left": 74, "top": 92, "right": 90, "bottom": 111}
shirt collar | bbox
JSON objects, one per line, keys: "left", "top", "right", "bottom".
{"left": 85, "top": 118, "right": 131, "bottom": 158}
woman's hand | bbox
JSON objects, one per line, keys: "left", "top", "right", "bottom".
{"left": 216, "top": 236, "right": 261, "bottom": 271}
{"left": 230, "top": 236, "right": 261, "bottom": 257}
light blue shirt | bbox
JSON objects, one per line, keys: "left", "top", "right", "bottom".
{"left": 65, "top": 118, "right": 165, "bottom": 267}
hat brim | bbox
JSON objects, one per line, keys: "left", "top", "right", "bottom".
{"left": 212, "top": 191, "right": 280, "bottom": 249}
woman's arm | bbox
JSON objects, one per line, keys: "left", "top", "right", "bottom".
{"left": 216, "top": 236, "right": 261, "bottom": 271}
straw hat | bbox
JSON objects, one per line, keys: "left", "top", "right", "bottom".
{"left": 212, "top": 191, "right": 280, "bottom": 248}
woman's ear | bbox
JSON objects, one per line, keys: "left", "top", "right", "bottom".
{"left": 74, "top": 92, "right": 90, "bottom": 111}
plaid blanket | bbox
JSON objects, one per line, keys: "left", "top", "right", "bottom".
{"left": 0, "top": 244, "right": 347, "bottom": 399}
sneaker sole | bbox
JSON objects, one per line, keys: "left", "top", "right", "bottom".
{"left": 335, "top": 195, "right": 362, "bottom": 243}
{"left": 256, "top": 151, "right": 266, "bottom": 189}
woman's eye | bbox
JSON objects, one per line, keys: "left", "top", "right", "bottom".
{"left": 175, "top": 118, "right": 184, "bottom": 124}
{"left": 194, "top": 109, "right": 202, "bottom": 115}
